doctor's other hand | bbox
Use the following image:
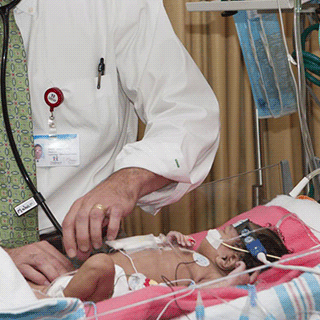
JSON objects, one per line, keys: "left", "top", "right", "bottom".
{"left": 62, "top": 167, "right": 172, "bottom": 259}
{"left": 5, "top": 241, "right": 74, "bottom": 285}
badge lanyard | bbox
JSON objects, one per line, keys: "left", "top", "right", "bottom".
{"left": 39, "top": 88, "right": 80, "bottom": 168}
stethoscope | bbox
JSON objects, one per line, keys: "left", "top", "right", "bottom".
{"left": 0, "top": 0, "right": 63, "bottom": 235}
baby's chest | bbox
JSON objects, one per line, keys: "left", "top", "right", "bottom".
{"left": 174, "top": 252, "right": 216, "bottom": 283}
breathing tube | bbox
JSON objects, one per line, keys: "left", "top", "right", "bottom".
{"left": 292, "top": 23, "right": 320, "bottom": 86}
{"left": 0, "top": 0, "right": 62, "bottom": 234}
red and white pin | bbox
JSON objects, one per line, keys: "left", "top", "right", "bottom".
{"left": 44, "top": 88, "right": 64, "bottom": 136}
{"left": 44, "top": 87, "right": 64, "bottom": 112}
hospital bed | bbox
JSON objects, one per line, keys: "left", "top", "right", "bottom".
{"left": 2, "top": 162, "right": 320, "bottom": 320}
{"left": 82, "top": 162, "right": 320, "bottom": 319}
{"left": 83, "top": 195, "right": 320, "bottom": 319}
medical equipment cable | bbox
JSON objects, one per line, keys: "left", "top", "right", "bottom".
{"left": 297, "top": 23, "right": 320, "bottom": 86}
{"left": 293, "top": 0, "right": 320, "bottom": 183}
{"left": 195, "top": 291, "right": 205, "bottom": 320}
{"left": 118, "top": 250, "right": 139, "bottom": 274}
{"left": 44, "top": 269, "right": 78, "bottom": 295}
{"left": 277, "top": 0, "right": 320, "bottom": 185}
{"left": 84, "top": 301, "right": 99, "bottom": 320}
{"left": 257, "top": 250, "right": 320, "bottom": 275}
{"left": 175, "top": 260, "right": 197, "bottom": 286}
{"left": 221, "top": 242, "right": 281, "bottom": 260}
{"left": 166, "top": 238, "right": 201, "bottom": 319}
{"left": 155, "top": 282, "right": 196, "bottom": 320}
{"left": 85, "top": 247, "right": 320, "bottom": 319}
{"left": 0, "top": 0, "right": 62, "bottom": 234}
{"left": 160, "top": 275, "right": 194, "bottom": 320}
{"left": 307, "top": 83, "right": 320, "bottom": 108}
{"left": 161, "top": 275, "right": 195, "bottom": 290}
{"left": 219, "top": 225, "right": 282, "bottom": 260}
{"left": 289, "top": 167, "right": 320, "bottom": 198}
{"left": 163, "top": 237, "right": 201, "bottom": 319}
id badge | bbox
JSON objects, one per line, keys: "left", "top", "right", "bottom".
{"left": 34, "top": 134, "right": 80, "bottom": 167}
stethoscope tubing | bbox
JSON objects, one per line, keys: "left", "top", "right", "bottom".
{"left": 0, "top": 0, "right": 62, "bottom": 235}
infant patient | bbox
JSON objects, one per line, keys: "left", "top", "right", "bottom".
{"left": 29, "top": 220, "right": 288, "bottom": 302}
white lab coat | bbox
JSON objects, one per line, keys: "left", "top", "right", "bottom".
{"left": 14, "top": 0, "right": 220, "bottom": 233}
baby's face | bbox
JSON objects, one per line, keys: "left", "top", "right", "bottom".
{"left": 218, "top": 225, "right": 242, "bottom": 247}
{"left": 217, "top": 225, "right": 243, "bottom": 256}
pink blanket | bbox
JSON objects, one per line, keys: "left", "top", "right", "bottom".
{"left": 85, "top": 205, "right": 320, "bottom": 319}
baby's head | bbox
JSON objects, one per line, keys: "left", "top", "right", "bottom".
{"left": 235, "top": 220, "right": 289, "bottom": 269}
{"left": 203, "top": 219, "right": 289, "bottom": 272}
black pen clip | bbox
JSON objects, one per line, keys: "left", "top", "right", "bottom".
{"left": 97, "top": 58, "right": 105, "bottom": 89}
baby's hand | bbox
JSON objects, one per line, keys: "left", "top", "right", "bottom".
{"left": 166, "top": 231, "right": 195, "bottom": 248}
{"left": 225, "top": 261, "right": 259, "bottom": 286}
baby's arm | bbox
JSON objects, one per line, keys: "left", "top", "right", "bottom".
{"left": 166, "top": 231, "right": 195, "bottom": 248}
{"left": 199, "top": 261, "right": 259, "bottom": 288}
{"left": 222, "top": 261, "right": 259, "bottom": 286}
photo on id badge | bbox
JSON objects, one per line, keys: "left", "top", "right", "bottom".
{"left": 34, "top": 134, "right": 80, "bottom": 167}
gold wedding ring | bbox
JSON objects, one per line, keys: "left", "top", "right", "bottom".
{"left": 93, "top": 203, "right": 106, "bottom": 211}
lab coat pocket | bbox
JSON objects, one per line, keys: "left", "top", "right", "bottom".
{"left": 61, "top": 74, "right": 113, "bottom": 108}
{"left": 58, "top": 74, "right": 117, "bottom": 128}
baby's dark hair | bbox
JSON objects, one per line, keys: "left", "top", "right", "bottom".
{"left": 240, "top": 221, "right": 289, "bottom": 270}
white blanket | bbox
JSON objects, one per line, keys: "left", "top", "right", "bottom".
{"left": 266, "top": 195, "right": 320, "bottom": 241}
{"left": 178, "top": 265, "right": 320, "bottom": 319}
{"left": 0, "top": 247, "right": 85, "bottom": 319}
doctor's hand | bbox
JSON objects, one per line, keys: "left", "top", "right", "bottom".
{"left": 62, "top": 167, "right": 172, "bottom": 259}
{"left": 5, "top": 241, "right": 74, "bottom": 285}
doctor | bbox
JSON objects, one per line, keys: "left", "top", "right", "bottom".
{"left": 4, "top": 0, "right": 220, "bottom": 285}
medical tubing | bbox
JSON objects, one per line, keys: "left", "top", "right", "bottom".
{"left": 293, "top": 0, "right": 319, "bottom": 177}
{"left": 276, "top": 0, "right": 296, "bottom": 68}
{"left": 221, "top": 241, "right": 280, "bottom": 260}
{"left": 0, "top": 1, "right": 62, "bottom": 235}
{"left": 155, "top": 286, "right": 196, "bottom": 320}
{"left": 119, "top": 250, "right": 139, "bottom": 274}
{"left": 85, "top": 247, "right": 320, "bottom": 319}
{"left": 84, "top": 302, "right": 98, "bottom": 320}
{"left": 257, "top": 251, "right": 320, "bottom": 275}
{"left": 300, "top": 23, "right": 320, "bottom": 86}
{"left": 289, "top": 167, "right": 320, "bottom": 197}
{"left": 195, "top": 291, "right": 205, "bottom": 320}
{"left": 44, "top": 270, "right": 78, "bottom": 295}
{"left": 289, "top": 177, "right": 310, "bottom": 197}
{"left": 291, "top": 23, "right": 320, "bottom": 86}
{"left": 155, "top": 279, "right": 196, "bottom": 320}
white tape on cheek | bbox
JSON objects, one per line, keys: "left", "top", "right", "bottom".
{"left": 206, "top": 229, "right": 222, "bottom": 249}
